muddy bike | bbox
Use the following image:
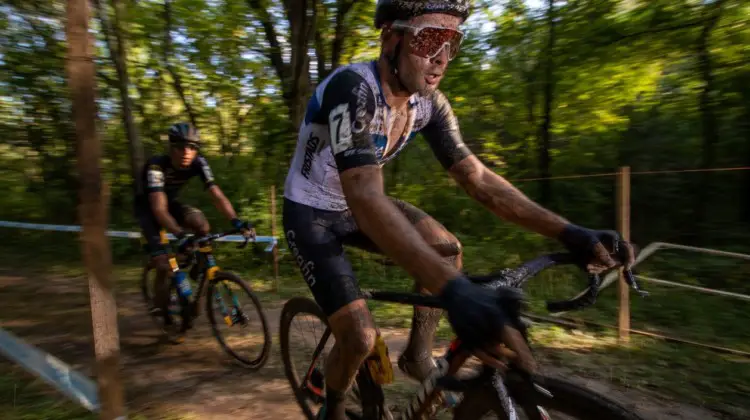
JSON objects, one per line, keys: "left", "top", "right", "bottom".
{"left": 141, "top": 227, "right": 272, "bottom": 370}
{"left": 280, "top": 251, "right": 649, "bottom": 419}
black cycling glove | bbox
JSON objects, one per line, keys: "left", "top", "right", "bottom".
{"left": 558, "top": 223, "right": 621, "bottom": 268}
{"left": 231, "top": 218, "right": 253, "bottom": 231}
{"left": 439, "top": 275, "right": 514, "bottom": 350}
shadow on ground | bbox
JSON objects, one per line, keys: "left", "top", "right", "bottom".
{"left": 1, "top": 265, "right": 747, "bottom": 420}
{"left": 0, "top": 268, "right": 299, "bottom": 419}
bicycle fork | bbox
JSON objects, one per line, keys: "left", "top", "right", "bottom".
{"left": 214, "top": 284, "right": 244, "bottom": 327}
{"left": 490, "top": 369, "right": 554, "bottom": 420}
{"left": 202, "top": 253, "right": 246, "bottom": 328}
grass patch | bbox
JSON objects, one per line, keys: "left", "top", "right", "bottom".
{"left": 0, "top": 364, "right": 97, "bottom": 420}
{"left": 0, "top": 367, "right": 194, "bottom": 419}
{"left": 528, "top": 324, "right": 750, "bottom": 417}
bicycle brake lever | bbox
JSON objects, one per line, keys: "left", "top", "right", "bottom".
{"left": 237, "top": 236, "right": 251, "bottom": 249}
{"left": 624, "top": 269, "right": 649, "bottom": 297}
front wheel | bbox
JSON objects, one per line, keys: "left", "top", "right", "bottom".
{"left": 205, "top": 272, "right": 271, "bottom": 370}
{"left": 454, "top": 373, "right": 646, "bottom": 420}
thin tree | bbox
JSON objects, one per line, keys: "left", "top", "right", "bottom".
{"left": 65, "top": 0, "right": 126, "bottom": 418}
{"left": 94, "top": 0, "right": 144, "bottom": 195}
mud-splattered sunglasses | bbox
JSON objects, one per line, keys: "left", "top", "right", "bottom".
{"left": 391, "top": 21, "right": 465, "bottom": 61}
{"left": 171, "top": 141, "right": 200, "bottom": 151}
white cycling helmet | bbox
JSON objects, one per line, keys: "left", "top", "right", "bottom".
{"left": 374, "top": 0, "right": 472, "bottom": 29}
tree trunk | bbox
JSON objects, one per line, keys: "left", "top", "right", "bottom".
{"left": 65, "top": 0, "right": 126, "bottom": 419}
{"left": 694, "top": 0, "right": 727, "bottom": 243}
{"left": 314, "top": 2, "right": 329, "bottom": 81}
{"left": 247, "top": 0, "right": 358, "bottom": 159}
{"left": 330, "top": 0, "right": 355, "bottom": 73}
{"left": 743, "top": 95, "right": 750, "bottom": 227}
{"left": 164, "top": 0, "right": 199, "bottom": 128}
{"left": 538, "top": 0, "right": 555, "bottom": 206}
{"left": 521, "top": 61, "right": 538, "bottom": 174}
{"left": 95, "top": 0, "right": 144, "bottom": 195}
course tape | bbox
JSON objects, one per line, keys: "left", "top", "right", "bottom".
{"left": 0, "top": 327, "right": 100, "bottom": 412}
{"left": 0, "top": 220, "right": 279, "bottom": 252}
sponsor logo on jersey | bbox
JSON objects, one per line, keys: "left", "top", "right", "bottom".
{"left": 301, "top": 132, "right": 321, "bottom": 179}
{"left": 352, "top": 82, "right": 370, "bottom": 134}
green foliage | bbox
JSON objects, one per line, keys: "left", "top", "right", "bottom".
{"left": 1, "top": 0, "right": 750, "bottom": 414}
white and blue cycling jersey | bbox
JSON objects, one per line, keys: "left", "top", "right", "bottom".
{"left": 284, "top": 60, "right": 472, "bottom": 211}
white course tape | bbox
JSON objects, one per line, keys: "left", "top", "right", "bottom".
{"left": 0, "top": 220, "right": 278, "bottom": 252}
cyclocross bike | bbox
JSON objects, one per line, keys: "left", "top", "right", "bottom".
{"left": 141, "top": 227, "right": 272, "bottom": 370}
{"left": 280, "top": 249, "right": 649, "bottom": 419}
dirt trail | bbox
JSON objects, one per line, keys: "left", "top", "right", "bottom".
{"left": 0, "top": 272, "right": 727, "bottom": 420}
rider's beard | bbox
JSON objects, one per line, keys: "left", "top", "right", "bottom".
{"left": 399, "top": 53, "right": 440, "bottom": 97}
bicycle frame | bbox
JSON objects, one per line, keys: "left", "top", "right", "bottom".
{"left": 166, "top": 229, "right": 249, "bottom": 324}
{"left": 301, "top": 294, "right": 531, "bottom": 420}
{"left": 299, "top": 251, "right": 644, "bottom": 420}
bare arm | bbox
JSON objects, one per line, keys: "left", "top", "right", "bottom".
{"left": 421, "top": 90, "right": 567, "bottom": 239}
{"left": 449, "top": 156, "right": 568, "bottom": 238}
{"left": 149, "top": 191, "right": 183, "bottom": 235}
{"left": 207, "top": 185, "right": 238, "bottom": 221}
{"left": 340, "top": 166, "right": 461, "bottom": 295}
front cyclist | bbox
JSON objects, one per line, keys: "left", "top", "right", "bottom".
{"left": 134, "top": 122, "right": 255, "bottom": 332}
{"left": 281, "top": 1, "right": 636, "bottom": 419}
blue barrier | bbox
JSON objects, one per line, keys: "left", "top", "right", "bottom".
{"left": 0, "top": 327, "right": 100, "bottom": 412}
{"left": 0, "top": 220, "right": 279, "bottom": 252}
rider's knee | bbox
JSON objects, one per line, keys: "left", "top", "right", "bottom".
{"left": 432, "top": 232, "right": 463, "bottom": 269}
{"left": 348, "top": 327, "right": 377, "bottom": 359}
{"left": 330, "top": 302, "right": 378, "bottom": 359}
{"left": 184, "top": 208, "right": 210, "bottom": 235}
{"left": 413, "top": 217, "right": 463, "bottom": 267}
{"left": 151, "top": 254, "right": 172, "bottom": 275}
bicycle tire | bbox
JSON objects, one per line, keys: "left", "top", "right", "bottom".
{"left": 279, "top": 297, "right": 374, "bottom": 420}
{"left": 453, "top": 373, "right": 646, "bottom": 420}
{"left": 205, "top": 271, "right": 272, "bottom": 370}
{"left": 280, "top": 297, "right": 329, "bottom": 420}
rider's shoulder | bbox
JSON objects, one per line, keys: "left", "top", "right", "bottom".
{"left": 145, "top": 154, "right": 168, "bottom": 170}
{"left": 321, "top": 64, "right": 376, "bottom": 101}
{"left": 195, "top": 154, "right": 210, "bottom": 166}
{"left": 427, "top": 89, "right": 453, "bottom": 108}
{"left": 424, "top": 89, "right": 458, "bottom": 121}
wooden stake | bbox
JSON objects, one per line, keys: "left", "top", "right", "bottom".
{"left": 65, "top": 0, "right": 126, "bottom": 418}
{"left": 270, "top": 185, "right": 279, "bottom": 292}
{"left": 617, "top": 166, "right": 631, "bottom": 344}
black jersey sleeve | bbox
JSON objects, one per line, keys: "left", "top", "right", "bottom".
{"left": 194, "top": 156, "right": 217, "bottom": 189}
{"left": 318, "top": 70, "right": 378, "bottom": 173}
{"left": 420, "top": 90, "right": 473, "bottom": 170}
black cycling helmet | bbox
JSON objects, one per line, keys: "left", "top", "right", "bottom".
{"left": 168, "top": 122, "right": 200, "bottom": 148}
{"left": 374, "top": 0, "right": 471, "bottom": 29}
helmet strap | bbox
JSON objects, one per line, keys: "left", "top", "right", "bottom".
{"left": 388, "top": 39, "right": 410, "bottom": 94}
